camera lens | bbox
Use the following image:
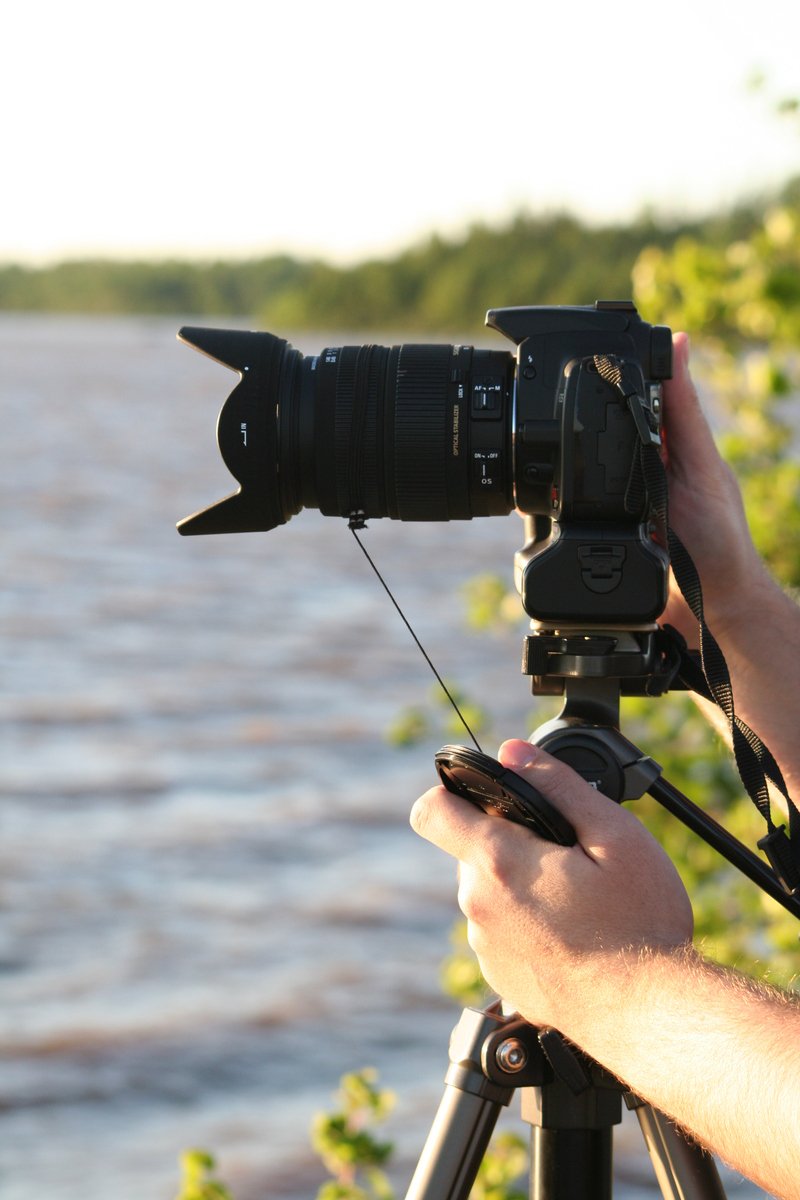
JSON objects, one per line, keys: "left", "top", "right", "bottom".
{"left": 292, "top": 340, "right": 515, "bottom": 524}
{"left": 177, "top": 327, "right": 514, "bottom": 535}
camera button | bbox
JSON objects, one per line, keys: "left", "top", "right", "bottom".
{"left": 472, "top": 377, "right": 503, "bottom": 418}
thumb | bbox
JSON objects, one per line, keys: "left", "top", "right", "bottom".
{"left": 497, "top": 738, "right": 626, "bottom": 839}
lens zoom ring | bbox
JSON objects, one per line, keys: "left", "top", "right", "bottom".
{"left": 393, "top": 346, "right": 451, "bottom": 519}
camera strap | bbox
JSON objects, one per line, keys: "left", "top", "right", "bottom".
{"left": 594, "top": 354, "right": 800, "bottom": 895}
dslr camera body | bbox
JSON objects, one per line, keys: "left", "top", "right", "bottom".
{"left": 179, "top": 300, "right": 672, "bottom": 628}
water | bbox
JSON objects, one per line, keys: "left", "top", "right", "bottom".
{"left": 0, "top": 315, "right": 766, "bottom": 1198}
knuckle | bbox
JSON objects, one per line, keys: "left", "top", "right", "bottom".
{"left": 464, "top": 826, "right": 522, "bottom": 901}
{"left": 409, "top": 792, "right": 435, "bottom": 838}
{"left": 526, "top": 765, "right": 575, "bottom": 816}
{"left": 465, "top": 919, "right": 487, "bottom": 958}
{"left": 457, "top": 873, "right": 483, "bottom": 923}
{"left": 480, "top": 828, "right": 517, "bottom": 889}
{"left": 457, "top": 864, "right": 497, "bottom": 927}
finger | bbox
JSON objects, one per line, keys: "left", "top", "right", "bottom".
{"left": 410, "top": 783, "right": 506, "bottom": 864}
{"left": 496, "top": 739, "right": 634, "bottom": 841}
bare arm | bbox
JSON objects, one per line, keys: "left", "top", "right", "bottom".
{"left": 661, "top": 334, "right": 800, "bottom": 800}
{"left": 585, "top": 946, "right": 800, "bottom": 1199}
{"left": 411, "top": 739, "right": 800, "bottom": 1200}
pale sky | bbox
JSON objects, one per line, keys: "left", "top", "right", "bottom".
{"left": 4, "top": 0, "right": 800, "bottom": 265}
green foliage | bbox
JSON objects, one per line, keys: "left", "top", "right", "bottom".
{"left": 439, "top": 919, "right": 491, "bottom": 1007}
{"left": 386, "top": 681, "right": 490, "bottom": 749}
{"left": 310, "top": 1069, "right": 527, "bottom": 1200}
{"left": 310, "top": 1070, "right": 396, "bottom": 1200}
{"left": 632, "top": 200, "right": 800, "bottom": 570}
{"left": 174, "top": 1150, "right": 233, "bottom": 1200}
{"left": 460, "top": 574, "right": 524, "bottom": 633}
{"left": 468, "top": 1133, "right": 527, "bottom": 1200}
{"left": 385, "top": 705, "right": 432, "bottom": 748}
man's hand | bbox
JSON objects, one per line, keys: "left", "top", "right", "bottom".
{"left": 411, "top": 737, "right": 800, "bottom": 1200}
{"left": 411, "top": 737, "right": 693, "bottom": 1042}
{"left": 659, "top": 332, "right": 766, "bottom": 644}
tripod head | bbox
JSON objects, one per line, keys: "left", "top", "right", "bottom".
{"left": 516, "top": 497, "right": 685, "bottom": 800}
{"left": 513, "top": 541, "right": 800, "bottom": 918}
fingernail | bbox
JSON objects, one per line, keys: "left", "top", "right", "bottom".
{"left": 498, "top": 739, "right": 539, "bottom": 770}
{"left": 674, "top": 331, "right": 691, "bottom": 372}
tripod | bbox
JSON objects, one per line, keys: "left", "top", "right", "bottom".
{"left": 405, "top": 624, "right": 800, "bottom": 1200}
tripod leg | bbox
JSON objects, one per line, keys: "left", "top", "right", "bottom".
{"left": 522, "top": 1073, "right": 621, "bottom": 1200}
{"left": 530, "top": 1126, "right": 613, "bottom": 1200}
{"left": 404, "top": 1006, "right": 520, "bottom": 1200}
{"left": 404, "top": 1083, "right": 506, "bottom": 1200}
{"left": 635, "top": 1103, "right": 727, "bottom": 1200}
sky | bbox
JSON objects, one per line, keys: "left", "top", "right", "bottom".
{"left": 4, "top": 0, "right": 800, "bottom": 265}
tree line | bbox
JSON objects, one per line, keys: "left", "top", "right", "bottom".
{"left": 2, "top": 180, "right": 797, "bottom": 332}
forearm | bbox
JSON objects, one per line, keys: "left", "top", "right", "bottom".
{"left": 563, "top": 948, "right": 800, "bottom": 1200}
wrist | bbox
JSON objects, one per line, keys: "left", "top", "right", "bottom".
{"left": 700, "top": 558, "right": 782, "bottom": 648}
{"left": 561, "top": 943, "right": 697, "bottom": 1061}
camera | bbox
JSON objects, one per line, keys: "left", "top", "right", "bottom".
{"left": 178, "top": 301, "right": 672, "bottom": 626}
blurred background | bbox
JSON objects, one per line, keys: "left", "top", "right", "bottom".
{"left": 2, "top": 2, "right": 800, "bottom": 1197}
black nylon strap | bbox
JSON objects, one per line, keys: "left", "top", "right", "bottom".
{"left": 594, "top": 354, "right": 800, "bottom": 893}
